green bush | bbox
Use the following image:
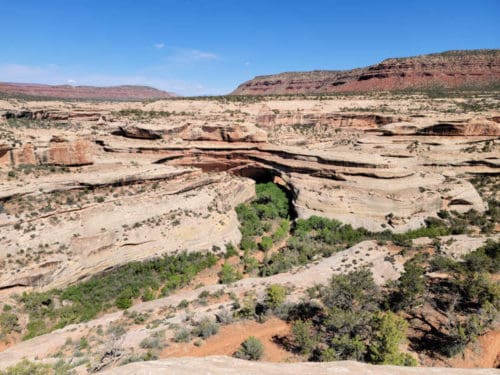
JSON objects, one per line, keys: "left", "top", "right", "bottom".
{"left": 390, "top": 256, "right": 426, "bottom": 311}
{"left": 322, "top": 268, "right": 379, "bottom": 311}
{"left": 369, "top": 312, "right": 412, "bottom": 365}
{"left": 115, "top": 289, "right": 133, "bottom": 309}
{"left": 242, "top": 251, "right": 259, "bottom": 274}
{"left": 218, "top": 263, "right": 242, "bottom": 284}
{"left": 291, "top": 320, "right": 316, "bottom": 355}
{"left": 225, "top": 243, "right": 239, "bottom": 258}
{"left": 272, "top": 219, "right": 290, "bottom": 241}
{"left": 265, "top": 284, "right": 287, "bottom": 309}
{"left": 259, "top": 236, "right": 273, "bottom": 252}
{"left": 234, "top": 336, "right": 264, "bottom": 360}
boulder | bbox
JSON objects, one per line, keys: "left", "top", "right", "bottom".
{"left": 115, "top": 125, "right": 162, "bottom": 140}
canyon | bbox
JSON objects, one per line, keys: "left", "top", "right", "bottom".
{"left": 0, "top": 88, "right": 498, "bottom": 373}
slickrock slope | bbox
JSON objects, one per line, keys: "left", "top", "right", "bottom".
{"left": 102, "top": 356, "right": 498, "bottom": 375}
{"left": 0, "top": 82, "right": 176, "bottom": 100}
{"left": 232, "top": 50, "right": 500, "bottom": 95}
{"left": 0, "top": 164, "right": 254, "bottom": 289}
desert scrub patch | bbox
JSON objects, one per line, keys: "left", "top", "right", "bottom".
{"left": 19, "top": 252, "right": 217, "bottom": 339}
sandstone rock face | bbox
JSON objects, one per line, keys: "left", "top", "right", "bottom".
{"left": 0, "top": 142, "right": 12, "bottom": 166}
{"left": 0, "top": 139, "right": 94, "bottom": 167}
{"left": 11, "top": 143, "right": 37, "bottom": 165}
{"left": 43, "top": 138, "right": 94, "bottom": 166}
{"left": 233, "top": 50, "right": 500, "bottom": 95}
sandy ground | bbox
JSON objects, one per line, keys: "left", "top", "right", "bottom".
{"left": 161, "top": 318, "right": 292, "bottom": 362}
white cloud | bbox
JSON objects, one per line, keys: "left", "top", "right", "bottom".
{"left": 188, "top": 49, "right": 218, "bottom": 60}
{"left": 154, "top": 43, "right": 165, "bottom": 49}
{"left": 165, "top": 48, "right": 219, "bottom": 64}
{"left": 67, "top": 79, "right": 77, "bottom": 84}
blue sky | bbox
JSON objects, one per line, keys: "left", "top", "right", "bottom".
{"left": 0, "top": 0, "right": 498, "bottom": 95}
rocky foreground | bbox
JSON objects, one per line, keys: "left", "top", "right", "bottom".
{"left": 232, "top": 49, "right": 500, "bottom": 95}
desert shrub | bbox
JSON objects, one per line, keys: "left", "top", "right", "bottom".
{"left": 463, "top": 240, "right": 499, "bottom": 273}
{"left": 193, "top": 318, "right": 219, "bottom": 339}
{"left": 140, "top": 331, "right": 165, "bottom": 349}
{"left": 242, "top": 251, "right": 259, "bottom": 274}
{"left": 390, "top": 256, "right": 426, "bottom": 311}
{"left": 235, "top": 295, "right": 258, "bottom": 320}
{"left": 240, "top": 237, "right": 257, "bottom": 251}
{"left": 259, "top": 236, "right": 273, "bottom": 251}
{"left": 215, "top": 309, "right": 234, "bottom": 325}
{"left": 441, "top": 315, "right": 484, "bottom": 357}
{"left": 225, "top": 243, "right": 239, "bottom": 258}
{"left": 142, "top": 288, "right": 156, "bottom": 302}
{"left": 369, "top": 312, "right": 415, "bottom": 366}
{"left": 236, "top": 205, "right": 263, "bottom": 238}
{"left": 291, "top": 320, "right": 316, "bottom": 355}
{"left": 265, "top": 284, "right": 287, "bottom": 310}
{"left": 328, "top": 334, "right": 367, "bottom": 361}
{"left": 233, "top": 336, "right": 264, "bottom": 360}
{"left": 272, "top": 219, "right": 290, "bottom": 241}
{"left": 321, "top": 268, "right": 380, "bottom": 311}
{"left": 0, "top": 312, "right": 20, "bottom": 334}
{"left": 218, "top": 263, "right": 242, "bottom": 284}
{"left": 115, "top": 289, "right": 133, "bottom": 309}
{"left": 173, "top": 327, "right": 191, "bottom": 343}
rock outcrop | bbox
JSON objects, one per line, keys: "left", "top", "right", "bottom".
{"left": 2, "top": 138, "right": 94, "bottom": 167}
{"left": 114, "top": 125, "right": 163, "bottom": 140}
{"left": 232, "top": 49, "right": 500, "bottom": 95}
{"left": 381, "top": 118, "right": 500, "bottom": 136}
